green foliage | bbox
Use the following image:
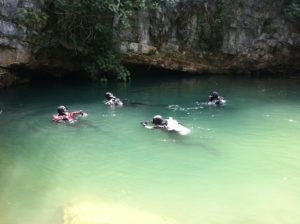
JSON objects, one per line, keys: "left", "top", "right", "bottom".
{"left": 196, "top": 0, "right": 230, "bottom": 51}
{"left": 83, "top": 51, "right": 130, "bottom": 82}
{"left": 17, "top": 0, "right": 171, "bottom": 81}
{"left": 0, "top": 9, "right": 9, "bottom": 18}
{"left": 215, "top": 0, "right": 228, "bottom": 25}
{"left": 17, "top": 7, "right": 48, "bottom": 30}
{"left": 285, "top": 1, "right": 300, "bottom": 22}
{"left": 196, "top": 0, "right": 230, "bottom": 26}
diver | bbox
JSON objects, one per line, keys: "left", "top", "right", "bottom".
{"left": 142, "top": 115, "right": 168, "bottom": 130}
{"left": 104, "top": 92, "right": 147, "bottom": 107}
{"left": 105, "top": 92, "right": 124, "bottom": 106}
{"left": 141, "top": 115, "right": 190, "bottom": 135}
{"left": 52, "top": 105, "right": 86, "bottom": 123}
{"left": 105, "top": 91, "right": 169, "bottom": 108}
{"left": 208, "top": 91, "right": 225, "bottom": 105}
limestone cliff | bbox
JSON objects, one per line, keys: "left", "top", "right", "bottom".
{"left": 0, "top": 0, "right": 299, "bottom": 86}
{"left": 0, "top": 0, "right": 80, "bottom": 86}
{"left": 0, "top": 0, "right": 30, "bottom": 86}
{"left": 119, "top": 0, "right": 300, "bottom": 74}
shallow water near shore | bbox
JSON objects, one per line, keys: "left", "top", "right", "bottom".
{"left": 0, "top": 74, "right": 300, "bottom": 224}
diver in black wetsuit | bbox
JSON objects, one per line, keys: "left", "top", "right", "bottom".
{"left": 105, "top": 92, "right": 124, "bottom": 106}
{"left": 141, "top": 115, "right": 168, "bottom": 130}
{"left": 208, "top": 91, "right": 225, "bottom": 105}
{"left": 141, "top": 115, "right": 191, "bottom": 135}
{"left": 104, "top": 92, "right": 166, "bottom": 107}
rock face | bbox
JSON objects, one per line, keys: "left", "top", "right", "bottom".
{"left": 0, "top": 0, "right": 299, "bottom": 87}
{"left": 0, "top": 0, "right": 80, "bottom": 86}
{"left": 0, "top": 0, "right": 31, "bottom": 86}
{"left": 119, "top": 0, "right": 300, "bottom": 74}
{"left": 0, "top": 0, "right": 32, "bottom": 68}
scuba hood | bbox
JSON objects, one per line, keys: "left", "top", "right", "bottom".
{"left": 152, "top": 115, "right": 165, "bottom": 125}
{"left": 105, "top": 92, "right": 114, "bottom": 100}
{"left": 57, "top": 105, "right": 68, "bottom": 115}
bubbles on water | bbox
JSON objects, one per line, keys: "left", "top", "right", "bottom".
{"left": 102, "top": 113, "right": 116, "bottom": 117}
{"left": 168, "top": 104, "right": 204, "bottom": 113}
{"left": 160, "top": 138, "right": 176, "bottom": 143}
{"left": 81, "top": 113, "right": 88, "bottom": 118}
{"left": 168, "top": 105, "right": 180, "bottom": 111}
{"left": 196, "top": 101, "right": 211, "bottom": 106}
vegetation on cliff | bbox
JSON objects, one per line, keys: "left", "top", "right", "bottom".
{"left": 285, "top": 0, "right": 300, "bottom": 22}
{"left": 17, "top": 0, "right": 176, "bottom": 81}
{"left": 5, "top": 0, "right": 298, "bottom": 82}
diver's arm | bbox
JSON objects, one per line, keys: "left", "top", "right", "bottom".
{"left": 114, "top": 98, "right": 123, "bottom": 106}
{"left": 141, "top": 121, "right": 154, "bottom": 129}
{"left": 106, "top": 98, "right": 123, "bottom": 106}
{"left": 105, "top": 99, "right": 114, "bottom": 105}
{"left": 61, "top": 115, "right": 69, "bottom": 121}
{"left": 155, "top": 125, "right": 167, "bottom": 129}
{"left": 141, "top": 121, "right": 151, "bottom": 126}
{"left": 72, "top": 110, "right": 84, "bottom": 115}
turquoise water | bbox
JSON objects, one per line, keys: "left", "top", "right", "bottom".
{"left": 0, "top": 74, "right": 300, "bottom": 224}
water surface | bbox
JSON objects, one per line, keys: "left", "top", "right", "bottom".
{"left": 0, "top": 74, "right": 299, "bottom": 224}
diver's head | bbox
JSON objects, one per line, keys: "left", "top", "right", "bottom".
{"left": 211, "top": 91, "right": 219, "bottom": 98}
{"left": 152, "top": 115, "right": 164, "bottom": 125}
{"left": 105, "top": 92, "right": 114, "bottom": 100}
{"left": 209, "top": 91, "right": 220, "bottom": 101}
{"left": 57, "top": 105, "right": 68, "bottom": 115}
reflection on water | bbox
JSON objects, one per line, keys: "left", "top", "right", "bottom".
{"left": 0, "top": 74, "right": 300, "bottom": 224}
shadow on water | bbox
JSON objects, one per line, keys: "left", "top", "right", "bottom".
{"left": 160, "top": 130, "right": 219, "bottom": 155}
{"left": 122, "top": 99, "right": 168, "bottom": 108}
{"left": 56, "top": 119, "right": 100, "bottom": 130}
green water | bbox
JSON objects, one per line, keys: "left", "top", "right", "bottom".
{"left": 0, "top": 75, "right": 299, "bottom": 224}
